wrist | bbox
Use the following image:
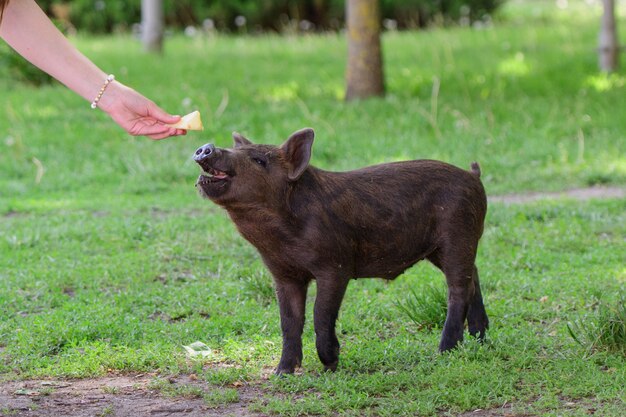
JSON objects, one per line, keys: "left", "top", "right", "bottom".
{"left": 95, "top": 80, "right": 125, "bottom": 114}
{"left": 90, "top": 74, "right": 115, "bottom": 109}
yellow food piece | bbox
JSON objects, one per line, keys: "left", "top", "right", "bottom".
{"left": 168, "top": 110, "right": 204, "bottom": 130}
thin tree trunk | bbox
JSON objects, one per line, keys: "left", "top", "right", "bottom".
{"left": 345, "top": 0, "right": 385, "bottom": 101}
{"left": 599, "top": 0, "right": 619, "bottom": 72}
{"left": 142, "top": 0, "right": 163, "bottom": 54}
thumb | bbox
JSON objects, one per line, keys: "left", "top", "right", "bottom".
{"left": 148, "top": 103, "right": 181, "bottom": 125}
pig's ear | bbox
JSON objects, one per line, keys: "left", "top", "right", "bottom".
{"left": 233, "top": 132, "right": 252, "bottom": 148}
{"left": 280, "top": 128, "right": 314, "bottom": 181}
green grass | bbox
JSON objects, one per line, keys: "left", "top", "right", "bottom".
{"left": 395, "top": 282, "right": 448, "bottom": 330}
{"left": 568, "top": 297, "right": 626, "bottom": 355}
{"left": 149, "top": 377, "right": 240, "bottom": 408}
{"left": 1, "top": 0, "right": 625, "bottom": 415}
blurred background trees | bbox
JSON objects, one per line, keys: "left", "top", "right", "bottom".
{"left": 599, "top": 0, "right": 620, "bottom": 72}
{"left": 4, "top": 1, "right": 621, "bottom": 90}
{"left": 34, "top": 0, "right": 503, "bottom": 33}
{"left": 141, "top": 0, "right": 164, "bottom": 53}
{"left": 345, "top": 0, "right": 385, "bottom": 100}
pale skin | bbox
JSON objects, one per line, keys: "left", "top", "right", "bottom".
{"left": 0, "top": 0, "right": 184, "bottom": 140}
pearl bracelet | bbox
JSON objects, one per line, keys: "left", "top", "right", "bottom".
{"left": 90, "top": 74, "right": 115, "bottom": 109}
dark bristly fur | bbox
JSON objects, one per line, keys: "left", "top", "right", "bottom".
{"left": 193, "top": 128, "right": 489, "bottom": 374}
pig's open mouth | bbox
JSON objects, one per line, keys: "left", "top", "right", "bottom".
{"left": 193, "top": 146, "right": 233, "bottom": 199}
{"left": 200, "top": 167, "right": 229, "bottom": 181}
{"left": 195, "top": 162, "right": 233, "bottom": 193}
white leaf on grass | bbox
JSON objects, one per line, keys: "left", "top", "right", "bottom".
{"left": 183, "top": 341, "right": 213, "bottom": 358}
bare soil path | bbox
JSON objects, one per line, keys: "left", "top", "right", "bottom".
{"left": 0, "top": 375, "right": 265, "bottom": 417}
{"left": 489, "top": 185, "right": 625, "bottom": 204}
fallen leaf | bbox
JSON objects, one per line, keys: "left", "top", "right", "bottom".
{"left": 183, "top": 341, "right": 213, "bottom": 358}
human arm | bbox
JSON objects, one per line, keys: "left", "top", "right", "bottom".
{"left": 0, "top": 0, "right": 184, "bottom": 139}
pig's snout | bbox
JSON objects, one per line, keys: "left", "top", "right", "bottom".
{"left": 193, "top": 144, "right": 215, "bottom": 162}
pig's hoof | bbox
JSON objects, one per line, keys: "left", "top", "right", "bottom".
{"left": 469, "top": 329, "right": 488, "bottom": 342}
{"left": 274, "top": 368, "right": 295, "bottom": 376}
{"left": 323, "top": 361, "right": 338, "bottom": 372}
{"left": 275, "top": 366, "right": 296, "bottom": 376}
{"left": 438, "top": 338, "right": 461, "bottom": 352}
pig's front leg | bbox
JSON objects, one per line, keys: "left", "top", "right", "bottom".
{"left": 313, "top": 276, "right": 349, "bottom": 372}
{"left": 275, "top": 279, "right": 309, "bottom": 375}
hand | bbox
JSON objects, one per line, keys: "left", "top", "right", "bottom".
{"left": 97, "top": 82, "right": 186, "bottom": 140}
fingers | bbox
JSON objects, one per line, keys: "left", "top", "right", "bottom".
{"left": 148, "top": 129, "right": 187, "bottom": 140}
{"left": 148, "top": 131, "right": 175, "bottom": 140}
{"left": 130, "top": 107, "right": 187, "bottom": 138}
{"left": 147, "top": 102, "right": 182, "bottom": 125}
{"left": 103, "top": 86, "right": 187, "bottom": 139}
{"left": 128, "top": 120, "right": 187, "bottom": 139}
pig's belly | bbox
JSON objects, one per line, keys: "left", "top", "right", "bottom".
{"left": 352, "top": 242, "right": 433, "bottom": 280}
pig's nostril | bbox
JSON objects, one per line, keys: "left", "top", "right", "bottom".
{"left": 193, "top": 144, "right": 215, "bottom": 160}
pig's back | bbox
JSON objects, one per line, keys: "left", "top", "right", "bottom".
{"left": 333, "top": 159, "right": 485, "bottom": 210}
{"left": 296, "top": 160, "right": 486, "bottom": 279}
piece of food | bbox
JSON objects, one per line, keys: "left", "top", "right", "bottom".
{"left": 168, "top": 110, "right": 204, "bottom": 131}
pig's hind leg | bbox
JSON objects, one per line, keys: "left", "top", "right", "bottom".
{"left": 466, "top": 265, "right": 489, "bottom": 341}
{"left": 428, "top": 245, "right": 477, "bottom": 352}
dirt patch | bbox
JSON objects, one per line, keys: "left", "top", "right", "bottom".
{"left": 489, "top": 185, "right": 625, "bottom": 205}
{"left": 2, "top": 210, "right": 29, "bottom": 219}
{"left": 0, "top": 375, "right": 267, "bottom": 417}
{"left": 455, "top": 405, "right": 518, "bottom": 417}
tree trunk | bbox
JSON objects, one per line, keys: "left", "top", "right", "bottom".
{"left": 142, "top": 0, "right": 164, "bottom": 54}
{"left": 599, "top": 0, "right": 619, "bottom": 72}
{"left": 345, "top": 0, "right": 385, "bottom": 101}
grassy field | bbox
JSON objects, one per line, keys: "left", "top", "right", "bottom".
{"left": 1, "top": 0, "right": 625, "bottom": 415}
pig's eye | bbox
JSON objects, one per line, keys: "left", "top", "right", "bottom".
{"left": 252, "top": 157, "right": 267, "bottom": 168}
